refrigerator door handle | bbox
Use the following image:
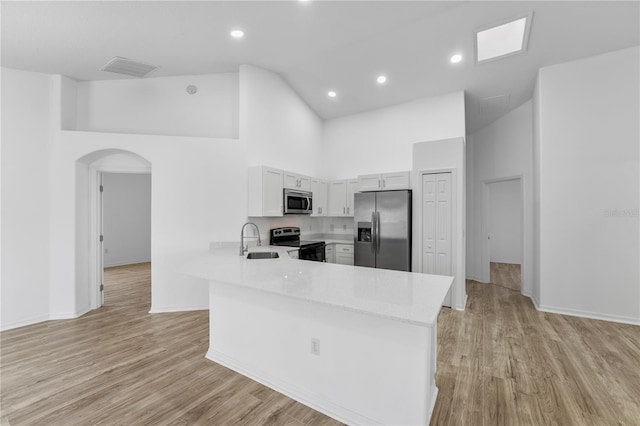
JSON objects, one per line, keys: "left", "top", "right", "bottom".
{"left": 371, "top": 212, "right": 377, "bottom": 253}
{"left": 376, "top": 211, "right": 381, "bottom": 253}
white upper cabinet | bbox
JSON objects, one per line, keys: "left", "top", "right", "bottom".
{"left": 346, "top": 179, "right": 358, "bottom": 216}
{"left": 328, "top": 180, "right": 347, "bottom": 216}
{"left": 357, "top": 174, "right": 382, "bottom": 192}
{"left": 283, "top": 171, "right": 311, "bottom": 191}
{"left": 310, "top": 178, "right": 327, "bottom": 216}
{"left": 248, "top": 166, "right": 283, "bottom": 217}
{"left": 357, "top": 171, "right": 411, "bottom": 192}
{"left": 328, "top": 179, "right": 358, "bottom": 217}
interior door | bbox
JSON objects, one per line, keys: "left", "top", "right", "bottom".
{"left": 422, "top": 173, "right": 452, "bottom": 306}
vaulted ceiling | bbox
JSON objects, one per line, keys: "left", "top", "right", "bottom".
{"left": 2, "top": 1, "right": 638, "bottom": 133}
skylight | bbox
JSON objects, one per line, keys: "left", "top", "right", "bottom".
{"left": 475, "top": 14, "right": 532, "bottom": 63}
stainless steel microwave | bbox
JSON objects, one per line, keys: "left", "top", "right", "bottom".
{"left": 283, "top": 189, "right": 312, "bottom": 214}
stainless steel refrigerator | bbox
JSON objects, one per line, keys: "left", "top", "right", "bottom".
{"left": 354, "top": 190, "right": 411, "bottom": 271}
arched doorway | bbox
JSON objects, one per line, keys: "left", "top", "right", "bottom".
{"left": 76, "top": 149, "right": 152, "bottom": 312}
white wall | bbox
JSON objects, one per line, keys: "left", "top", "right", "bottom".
{"left": 53, "top": 132, "right": 247, "bottom": 317}
{"left": 1, "top": 62, "right": 329, "bottom": 328}
{"left": 323, "top": 92, "right": 466, "bottom": 179}
{"left": 535, "top": 46, "right": 639, "bottom": 324}
{"left": 76, "top": 73, "right": 239, "bottom": 138}
{"left": 240, "top": 65, "right": 323, "bottom": 177}
{"left": 413, "top": 138, "right": 466, "bottom": 310}
{"left": 1, "top": 68, "right": 52, "bottom": 330}
{"left": 488, "top": 179, "right": 522, "bottom": 264}
{"left": 102, "top": 173, "right": 152, "bottom": 267}
{"left": 467, "top": 100, "right": 533, "bottom": 294}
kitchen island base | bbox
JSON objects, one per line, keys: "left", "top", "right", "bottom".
{"left": 206, "top": 279, "right": 440, "bottom": 426}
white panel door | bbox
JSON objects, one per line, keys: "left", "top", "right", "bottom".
{"left": 422, "top": 172, "right": 452, "bottom": 306}
{"left": 422, "top": 174, "right": 436, "bottom": 274}
{"left": 435, "top": 174, "right": 452, "bottom": 277}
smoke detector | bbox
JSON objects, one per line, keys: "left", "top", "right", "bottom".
{"left": 100, "top": 57, "right": 158, "bottom": 78}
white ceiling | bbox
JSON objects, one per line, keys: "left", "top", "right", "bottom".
{"left": 2, "top": 1, "right": 638, "bottom": 133}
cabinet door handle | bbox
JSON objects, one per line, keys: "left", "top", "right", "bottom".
{"left": 378, "top": 179, "right": 381, "bottom": 189}
{"left": 343, "top": 207, "right": 345, "bottom": 214}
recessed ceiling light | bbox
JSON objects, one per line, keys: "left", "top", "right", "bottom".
{"left": 475, "top": 14, "right": 532, "bottom": 63}
{"left": 376, "top": 75, "right": 387, "bottom": 84}
{"left": 230, "top": 30, "right": 245, "bottom": 39}
{"left": 327, "top": 91, "right": 337, "bottom": 98}
{"left": 450, "top": 54, "right": 462, "bottom": 64}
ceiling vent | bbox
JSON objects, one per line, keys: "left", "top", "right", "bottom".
{"left": 478, "top": 94, "right": 510, "bottom": 117}
{"left": 100, "top": 57, "right": 158, "bottom": 78}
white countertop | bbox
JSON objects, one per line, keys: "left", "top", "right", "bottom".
{"left": 183, "top": 245, "right": 452, "bottom": 327}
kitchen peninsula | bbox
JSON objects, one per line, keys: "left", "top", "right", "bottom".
{"left": 184, "top": 245, "right": 452, "bottom": 425}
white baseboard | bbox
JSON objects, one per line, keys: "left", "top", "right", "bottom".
{"left": 529, "top": 293, "right": 540, "bottom": 308}
{"left": 48, "top": 311, "right": 78, "bottom": 320}
{"left": 1, "top": 307, "right": 94, "bottom": 331}
{"left": 535, "top": 303, "right": 640, "bottom": 326}
{"left": 206, "top": 349, "right": 386, "bottom": 426}
{"left": 454, "top": 292, "right": 468, "bottom": 311}
{"left": 148, "top": 304, "right": 208, "bottom": 314}
{"left": 0, "top": 314, "right": 50, "bottom": 331}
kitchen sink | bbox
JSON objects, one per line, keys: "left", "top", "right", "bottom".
{"left": 246, "top": 252, "right": 279, "bottom": 259}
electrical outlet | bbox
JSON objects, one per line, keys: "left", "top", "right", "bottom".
{"left": 311, "top": 338, "right": 320, "bottom": 355}
{"left": 343, "top": 224, "right": 347, "bottom": 231}
{"left": 104, "top": 248, "right": 109, "bottom": 254}
{"left": 330, "top": 224, "right": 335, "bottom": 231}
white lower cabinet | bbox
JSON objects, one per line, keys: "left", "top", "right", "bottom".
{"left": 335, "top": 244, "right": 354, "bottom": 265}
{"left": 325, "top": 244, "right": 335, "bottom": 263}
{"left": 288, "top": 249, "right": 300, "bottom": 260}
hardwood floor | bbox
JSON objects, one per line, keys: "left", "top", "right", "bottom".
{"left": 2, "top": 264, "right": 639, "bottom": 425}
{"left": 490, "top": 262, "right": 521, "bottom": 291}
{"left": 1, "top": 263, "right": 340, "bottom": 426}
{"left": 432, "top": 281, "right": 640, "bottom": 425}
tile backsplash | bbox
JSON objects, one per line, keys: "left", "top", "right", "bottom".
{"left": 247, "top": 216, "right": 354, "bottom": 243}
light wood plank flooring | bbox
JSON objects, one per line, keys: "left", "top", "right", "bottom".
{"left": 490, "top": 262, "right": 521, "bottom": 292}
{"left": 2, "top": 264, "right": 639, "bottom": 425}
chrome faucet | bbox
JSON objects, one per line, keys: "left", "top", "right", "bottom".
{"left": 240, "top": 222, "right": 262, "bottom": 256}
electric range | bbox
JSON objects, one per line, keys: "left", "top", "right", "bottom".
{"left": 270, "top": 227, "right": 326, "bottom": 262}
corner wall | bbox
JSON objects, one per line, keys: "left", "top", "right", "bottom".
{"left": 1, "top": 68, "right": 53, "bottom": 330}
{"left": 535, "top": 46, "right": 639, "bottom": 324}
{"left": 413, "top": 138, "right": 466, "bottom": 310}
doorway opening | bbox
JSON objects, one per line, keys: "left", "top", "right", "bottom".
{"left": 482, "top": 178, "right": 523, "bottom": 292}
{"left": 100, "top": 172, "right": 152, "bottom": 310}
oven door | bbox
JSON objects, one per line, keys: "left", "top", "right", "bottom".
{"left": 284, "top": 189, "right": 312, "bottom": 214}
{"left": 299, "top": 243, "right": 326, "bottom": 262}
